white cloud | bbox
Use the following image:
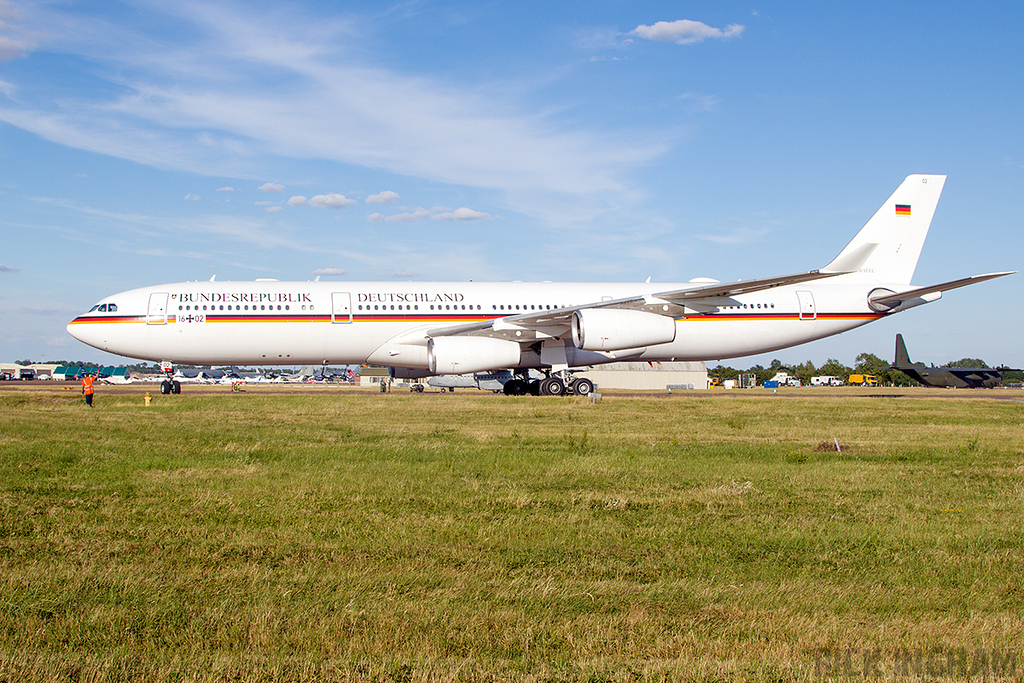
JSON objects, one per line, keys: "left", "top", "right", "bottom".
{"left": 0, "top": 263, "right": 18, "bottom": 272}
{"left": 366, "top": 190, "right": 400, "bottom": 204}
{"left": 254, "top": 200, "right": 274, "bottom": 206}
{"left": 287, "top": 195, "right": 308, "bottom": 206}
{"left": 184, "top": 192, "right": 200, "bottom": 201}
{"left": 0, "top": 37, "right": 29, "bottom": 63}
{"left": 259, "top": 182, "right": 284, "bottom": 193}
{"left": 632, "top": 20, "right": 744, "bottom": 45}
{"left": 0, "top": 3, "right": 669, "bottom": 226}
{"left": 433, "top": 207, "right": 493, "bottom": 221}
{"left": 678, "top": 92, "right": 720, "bottom": 113}
{"left": 307, "top": 193, "right": 356, "bottom": 209}
{"left": 216, "top": 186, "right": 234, "bottom": 191}
{"left": 312, "top": 267, "right": 346, "bottom": 276}
{"left": 367, "top": 212, "right": 383, "bottom": 222}
{"left": 0, "top": 1, "right": 31, "bottom": 62}
{"left": 692, "top": 226, "right": 769, "bottom": 245}
{"left": 0, "top": 1, "right": 24, "bottom": 21}
{"left": 265, "top": 205, "right": 282, "bottom": 213}
{"left": 384, "top": 207, "right": 431, "bottom": 222}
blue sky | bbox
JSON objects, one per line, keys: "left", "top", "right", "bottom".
{"left": 1, "top": 0, "right": 1021, "bottom": 368}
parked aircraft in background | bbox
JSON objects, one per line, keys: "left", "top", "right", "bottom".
{"left": 888, "top": 334, "right": 1019, "bottom": 388}
{"left": 67, "top": 175, "right": 1013, "bottom": 396}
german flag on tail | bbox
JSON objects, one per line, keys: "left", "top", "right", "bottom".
{"left": 895, "top": 204, "right": 911, "bottom": 216}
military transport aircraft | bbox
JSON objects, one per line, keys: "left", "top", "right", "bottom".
{"left": 888, "top": 333, "right": 1019, "bottom": 388}
{"left": 67, "top": 175, "right": 1013, "bottom": 396}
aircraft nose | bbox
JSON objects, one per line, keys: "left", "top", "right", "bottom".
{"left": 67, "top": 316, "right": 105, "bottom": 350}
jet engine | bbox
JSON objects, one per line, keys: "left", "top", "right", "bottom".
{"left": 572, "top": 308, "right": 677, "bottom": 352}
{"left": 427, "top": 336, "right": 522, "bottom": 375}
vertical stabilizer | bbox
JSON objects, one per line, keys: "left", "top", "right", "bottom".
{"left": 823, "top": 174, "right": 946, "bottom": 284}
{"left": 895, "top": 333, "right": 911, "bottom": 367}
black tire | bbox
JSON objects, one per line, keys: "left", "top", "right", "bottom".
{"left": 540, "top": 377, "right": 566, "bottom": 396}
{"left": 528, "top": 380, "right": 540, "bottom": 396}
{"left": 503, "top": 379, "right": 528, "bottom": 396}
{"left": 171, "top": 380, "right": 181, "bottom": 394}
{"left": 160, "top": 380, "right": 171, "bottom": 395}
{"left": 571, "top": 377, "right": 594, "bottom": 396}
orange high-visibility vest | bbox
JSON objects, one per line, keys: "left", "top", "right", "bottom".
{"left": 82, "top": 376, "right": 95, "bottom": 395}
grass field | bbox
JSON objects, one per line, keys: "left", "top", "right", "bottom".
{"left": 1, "top": 384, "right": 1022, "bottom": 681}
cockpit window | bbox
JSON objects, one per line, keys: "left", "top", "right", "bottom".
{"left": 107, "top": 303, "right": 117, "bottom": 312}
{"left": 98, "top": 304, "right": 108, "bottom": 312}
{"left": 88, "top": 305, "right": 100, "bottom": 312}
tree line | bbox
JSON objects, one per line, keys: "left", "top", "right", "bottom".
{"left": 710, "top": 355, "right": 1023, "bottom": 386}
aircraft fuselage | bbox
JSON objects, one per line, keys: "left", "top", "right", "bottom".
{"left": 67, "top": 279, "right": 884, "bottom": 367}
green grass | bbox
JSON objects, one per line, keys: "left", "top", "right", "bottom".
{"left": 1, "top": 387, "right": 1022, "bottom": 681}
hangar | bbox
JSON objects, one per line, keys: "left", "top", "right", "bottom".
{"left": 577, "top": 361, "right": 709, "bottom": 391}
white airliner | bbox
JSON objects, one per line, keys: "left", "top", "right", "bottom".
{"left": 68, "top": 175, "right": 1012, "bottom": 395}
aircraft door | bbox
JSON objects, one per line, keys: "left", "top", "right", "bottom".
{"left": 796, "top": 290, "right": 816, "bottom": 320}
{"left": 332, "top": 292, "right": 352, "bottom": 323}
{"left": 147, "top": 292, "right": 169, "bottom": 324}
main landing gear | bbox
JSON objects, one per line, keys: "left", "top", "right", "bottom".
{"left": 502, "top": 372, "right": 594, "bottom": 397}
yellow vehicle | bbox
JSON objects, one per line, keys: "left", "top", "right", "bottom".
{"left": 848, "top": 374, "right": 879, "bottom": 387}
{"left": 709, "top": 377, "right": 723, "bottom": 387}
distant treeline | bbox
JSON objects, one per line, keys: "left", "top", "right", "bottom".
{"left": 711, "top": 353, "right": 1023, "bottom": 386}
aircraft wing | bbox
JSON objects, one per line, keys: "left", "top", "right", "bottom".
{"left": 424, "top": 270, "right": 847, "bottom": 340}
{"left": 946, "top": 367, "right": 1020, "bottom": 377}
{"left": 869, "top": 271, "right": 1015, "bottom": 306}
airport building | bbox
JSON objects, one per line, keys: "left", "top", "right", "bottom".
{"left": 1, "top": 363, "right": 59, "bottom": 380}
{"left": 577, "top": 361, "right": 709, "bottom": 391}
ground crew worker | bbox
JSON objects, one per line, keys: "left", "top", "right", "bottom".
{"left": 81, "top": 373, "right": 97, "bottom": 408}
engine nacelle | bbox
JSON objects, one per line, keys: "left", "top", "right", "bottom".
{"left": 572, "top": 308, "right": 677, "bottom": 352}
{"left": 427, "top": 336, "right": 522, "bottom": 375}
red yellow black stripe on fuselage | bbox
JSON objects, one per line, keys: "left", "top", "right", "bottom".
{"left": 68, "top": 312, "right": 884, "bottom": 326}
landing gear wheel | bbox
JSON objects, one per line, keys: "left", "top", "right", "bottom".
{"left": 503, "top": 379, "right": 528, "bottom": 396}
{"left": 528, "top": 381, "right": 540, "bottom": 396}
{"left": 160, "top": 380, "right": 171, "bottom": 395}
{"left": 570, "top": 377, "right": 594, "bottom": 396}
{"left": 539, "top": 377, "right": 566, "bottom": 396}
{"left": 171, "top": 380, "right": 181, "bottom": 394}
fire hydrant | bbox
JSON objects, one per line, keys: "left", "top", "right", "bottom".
{"left": 144, "top": 391, "right": 152, "bottom": 407}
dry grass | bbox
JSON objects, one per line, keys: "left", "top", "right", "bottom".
{"left": 0, "top": 384, "right": 1022, "bottom": 681}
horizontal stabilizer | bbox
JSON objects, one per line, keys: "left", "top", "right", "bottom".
{"left": 869, "top": 271, "right": 1015, "bottom": 306}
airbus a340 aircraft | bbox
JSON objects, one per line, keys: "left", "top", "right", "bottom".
{"left": 68, "top": 175, "right": 1012, "bottom": 396}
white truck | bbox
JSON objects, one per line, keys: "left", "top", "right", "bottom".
{"left": 811, "top": 375, "right": 844, "bottom": 387}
